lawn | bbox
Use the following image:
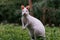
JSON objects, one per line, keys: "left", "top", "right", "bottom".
{"left": 0, "top": 24, "right": 60, "bottom": 40}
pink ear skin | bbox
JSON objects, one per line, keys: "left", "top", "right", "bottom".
{"left": 26, "top": 5, "right": 30, "bottom": 10}
{"left": 21, "top": 5, "right": 24, "bottom": 9}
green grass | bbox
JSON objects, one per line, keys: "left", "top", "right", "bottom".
{"left": 46, "top": 26, "right": 60, "bottom": 40}
{"left": 0, "top": 24, "right": 60, "bottom": 40}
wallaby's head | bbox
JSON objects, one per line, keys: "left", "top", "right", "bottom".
{"left": 21, "top": 5, "right": 30, "bottom": 16}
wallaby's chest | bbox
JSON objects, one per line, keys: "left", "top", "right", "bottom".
{"left": 23, "top": 17, "right": 28, "bottom": 24}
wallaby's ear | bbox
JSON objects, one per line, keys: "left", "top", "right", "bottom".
{"left": 26, "top": 5, "right": 30, "bottom": 9}
{"left": 21, "top": 5, "right": 24, "bottom": 9}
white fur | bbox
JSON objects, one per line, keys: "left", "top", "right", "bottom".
{"left": 21, "top": 7, "right": 45, "bottom": 40}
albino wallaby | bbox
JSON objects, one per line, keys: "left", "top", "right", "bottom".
{"left": 21, "top": 5, "right": 45, "bottom": 40}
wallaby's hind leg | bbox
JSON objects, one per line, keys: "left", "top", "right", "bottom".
{"left": 28, "top": 32, "right": 35, "bottom": 40}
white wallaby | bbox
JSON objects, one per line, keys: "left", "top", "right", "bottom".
{"left": 21, "top": 5, "right": 45, "bottom": 40}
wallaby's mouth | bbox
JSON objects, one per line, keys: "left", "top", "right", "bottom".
{"left": 24, "top": 13, "right": 27, "bottom": 17}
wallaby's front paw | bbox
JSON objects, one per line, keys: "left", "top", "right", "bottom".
{"left": 22, "top": 27, "right": 25, "bottom": 30}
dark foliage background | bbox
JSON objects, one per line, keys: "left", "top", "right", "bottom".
{"left": 0, "top": 0, "right": 60, "bottom": 26}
